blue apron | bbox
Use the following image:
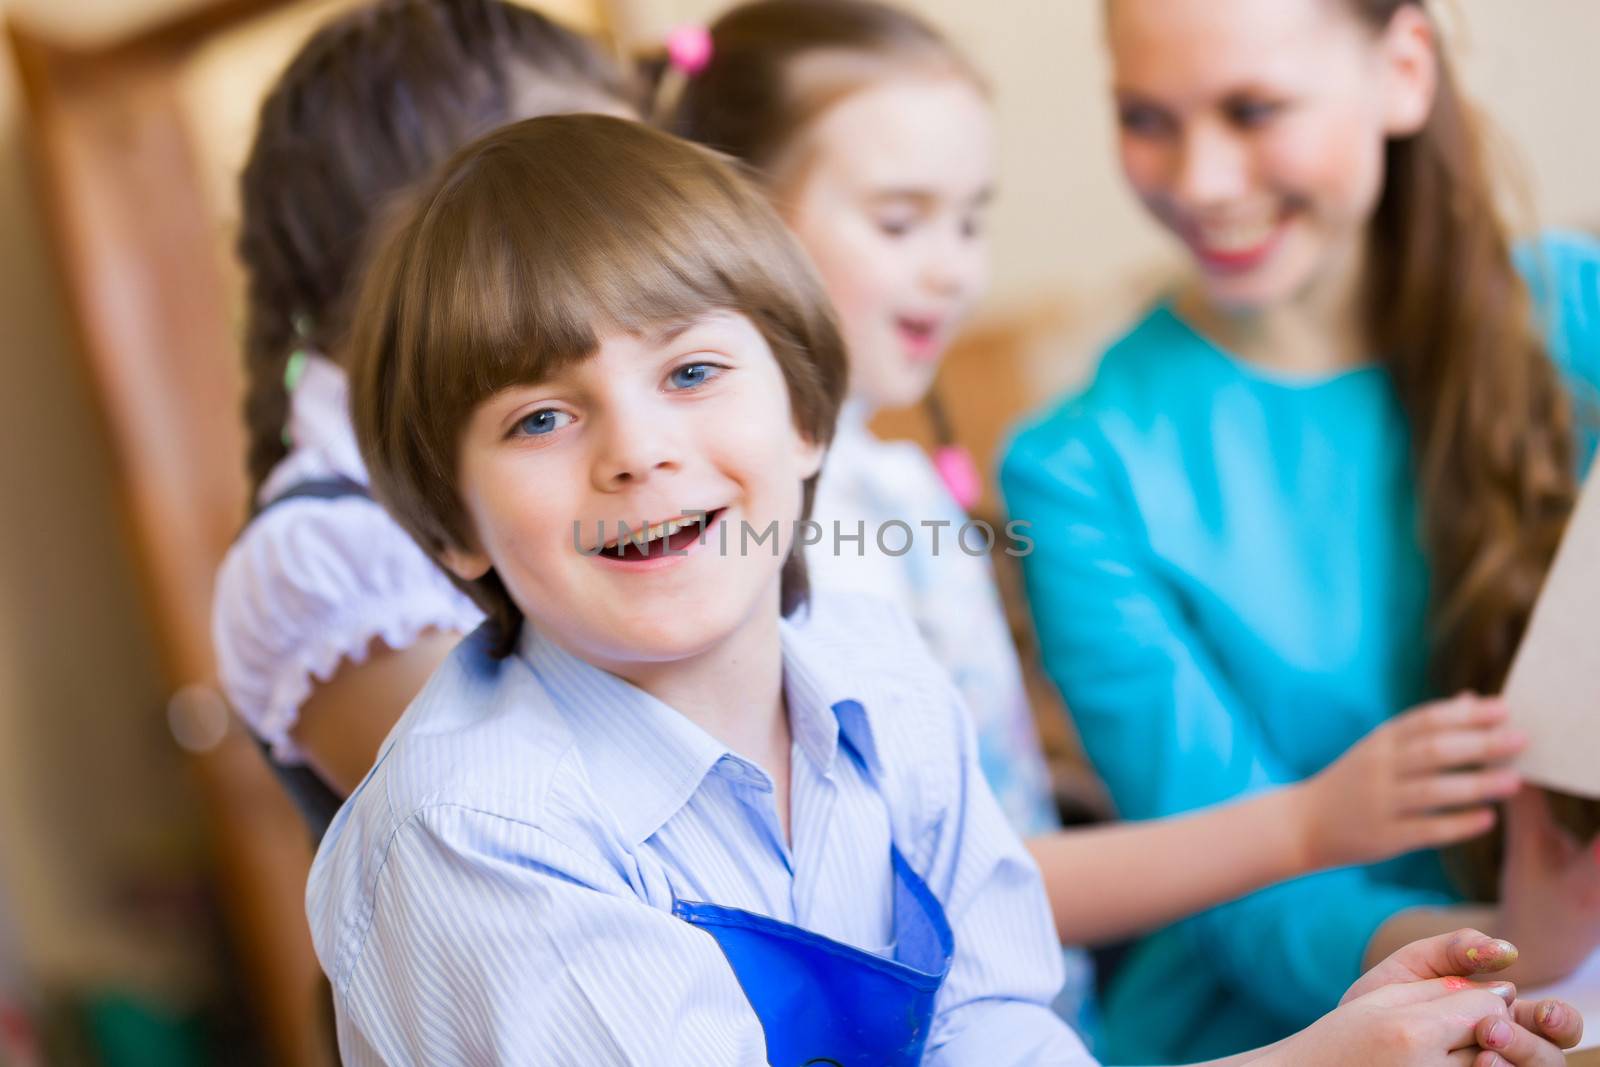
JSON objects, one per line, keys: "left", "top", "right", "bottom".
{"left": 673, "top": 846, "right": 954, "bottom": 1067}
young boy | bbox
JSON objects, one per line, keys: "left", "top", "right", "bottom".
{"left": 310, "top": 115, "right": 1577, "bottom": 1067}
{"left": 312, "top": 112, "right": 1080, "bottom": 1066}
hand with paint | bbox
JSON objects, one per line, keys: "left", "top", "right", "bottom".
{"left": 1265, "top": 978, "right": 1571, "bottom": 1067}
{"left": 1293, "top": 694, "right": 1525, "bottom": 870}
{"left": 1241, "top": 929, "right": 1581, "bottom": 1067}
{"left": 1342, "top": 927, "right": 1584, "bottom": 1063}
{"left": 1490, "top": 788, "right": 1600, "bottom": 986}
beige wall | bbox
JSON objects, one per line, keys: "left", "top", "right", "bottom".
{"left": 2, "top": 0, "right": 1599, "bottom": 991}
{"left": 639, "top": 0, "right": 1600, "bottom": 381}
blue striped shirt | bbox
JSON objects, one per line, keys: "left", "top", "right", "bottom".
{"left": 306, "top": 593, "right": 1090, "bottom": 1065}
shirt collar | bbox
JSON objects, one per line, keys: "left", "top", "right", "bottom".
{"left": 780, "top": 610, "right": 886, "bottom": 782}
{"left": 518, "top": 614, "right": 886, "bottom": 847}
{"left": 518, "top": 625, "right": 729, "bottom": 848}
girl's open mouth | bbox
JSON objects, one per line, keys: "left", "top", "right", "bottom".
{"left": 896, "top": 316, "right": 943, "bottom": 362}
{"left": 598, "top": 508, "right": 724, "bottom": 562}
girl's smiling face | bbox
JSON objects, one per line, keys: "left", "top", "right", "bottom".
{"left": 444, "top": 311, "right": 823, "bottom": 672}
{"left": 1107, "top": 0, "right": 1436, "bottom": 311}
{"left": 780, "top": 74, "right": 994, "bottom": 412}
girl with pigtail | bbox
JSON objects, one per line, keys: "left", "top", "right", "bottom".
{"left": 213, "top": 0, "right": 637, "bottom": 812}
{"left": 1003, "top": 0, "right": 1600, "bottom": 1059}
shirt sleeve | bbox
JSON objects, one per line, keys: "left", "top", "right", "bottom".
{"left": 999, "top": 419, "right": 1452, "bottom": 1022}
{"left": 915, "top": 659, "right": 1096, "bottom": 1066}
{"left": 1000, "top": 420, "right": 1300, "bottom": 819}
{"left": 211, "top": 498, "right": 482, "bottom": 761}
{"left": 328, "top": 804, "right": 770, "bottom": 1067}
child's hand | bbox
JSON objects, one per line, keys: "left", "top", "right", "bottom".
{"left": 1341, "top": 928, "right": 1521, "bottom": 1004}
{"left": 1473, "top": 996, "right": 1586, "bottom": 1066}
{"left": 1266, "top": 977, "right": 1578, "bottom": 1067}
{"left": 1335, "top": 930, "right": 1584, "bottom": 1063}
{"left": 1294, "top": 694, "right": 1524, "bottom": 870}
{"left": 1492, "top": 788, "right": 1600, "bottom": 985}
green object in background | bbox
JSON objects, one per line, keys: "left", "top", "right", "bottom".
{"left": 83, "top": 992, "right": 203, "bottom": 1067}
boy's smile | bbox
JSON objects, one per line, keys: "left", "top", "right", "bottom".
{"left": 444, "top": 311, "right": 823, "bottom": 673}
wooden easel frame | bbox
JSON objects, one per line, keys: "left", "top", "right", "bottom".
{"left": 6, "top": 1, "right": 618, "bottom": 1061}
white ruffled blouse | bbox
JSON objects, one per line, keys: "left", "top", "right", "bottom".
{"left": 210, "top": 355, "right": 483, "bottom": 762}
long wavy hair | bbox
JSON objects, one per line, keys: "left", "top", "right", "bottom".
{"left": 1347, "top": 0, "right": 1597, "bottom": 872}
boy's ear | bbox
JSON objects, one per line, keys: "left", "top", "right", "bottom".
{"left": 1377, "top": 4, "right": 1438, "bottom": 137}
{"left": 439, "top": 541, "right": 493, "bottom": 582}
{"left": 796, "top": 433, "right": 827, "bottom": 481}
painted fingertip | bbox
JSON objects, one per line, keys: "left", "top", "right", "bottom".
{"left": 1537, "top": 1000, "right": 1562, "bottom": 1030}
{"left": 1484, "top": 981, "right": 1516, "bottom": 1004}
{"left": 1466, "top": 939, "right": 1516, "bottom": 969}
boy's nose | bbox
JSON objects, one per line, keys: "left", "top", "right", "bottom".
{"left": 591, "top": 410, "right": 683, "bottom": 491}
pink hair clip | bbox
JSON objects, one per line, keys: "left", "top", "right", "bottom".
{"left": 665, "top": 25, "right": 713, "bottom": 76}
{"left": 934, "top": 445, "right": 983, "bottom": 511}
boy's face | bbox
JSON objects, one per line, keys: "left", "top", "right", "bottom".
{"left": 444, "top": 311, "right": 824, "bottom": 671}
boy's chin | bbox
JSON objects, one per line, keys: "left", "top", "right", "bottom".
{"left": 588, "top": 597, "right": 762, "bottom": 666}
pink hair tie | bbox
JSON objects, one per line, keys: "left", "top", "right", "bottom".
{"left": 665, "top": 25, "right": 713, "bottom": 76}
{"left": 934, "top": 445, "right": 983, "bottom": 511}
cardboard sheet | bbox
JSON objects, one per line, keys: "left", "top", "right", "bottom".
{"left": 1505, "top": 467, "right": 1600, "bottom": 799}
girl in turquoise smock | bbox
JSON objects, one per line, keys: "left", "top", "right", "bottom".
{"left": 1002, "top": 0, "right": 1600, "bottom": 1061}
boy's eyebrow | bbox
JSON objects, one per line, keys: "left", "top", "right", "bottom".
{"left": 640, "top": 313, "right": 726, "bottom": 349}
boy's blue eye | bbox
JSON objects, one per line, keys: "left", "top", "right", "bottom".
{"left": 513, "top": 409, "right": 570, "bottom": 437}
{"left": 669, "top": 362, "right": 722, "bottom": 390}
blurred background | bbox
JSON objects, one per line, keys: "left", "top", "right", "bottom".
{"left": 1, "top": 0, "right": 1598, "bottom": 1062}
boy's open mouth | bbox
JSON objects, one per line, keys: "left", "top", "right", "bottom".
{"left": 598, "top": 509, "right": 723, "bottom": 562}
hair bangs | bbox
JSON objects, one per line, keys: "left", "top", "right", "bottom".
{"left": 349, "top": 115, "right": 849, "bottom": 653}
{"left": 399, "top": 116, "right": 811, "bottom": 442}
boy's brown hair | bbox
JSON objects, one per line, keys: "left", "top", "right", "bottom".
{"left": 346, "top": 115, "right": 849, "bottom": 656}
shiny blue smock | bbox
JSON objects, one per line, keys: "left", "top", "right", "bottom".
{"left": 676, "top": 845, "right": 953, "bottom": 1067}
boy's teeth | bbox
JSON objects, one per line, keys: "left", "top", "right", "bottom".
{"left": 636, "top": 515, "right": 697, "bottom": 544}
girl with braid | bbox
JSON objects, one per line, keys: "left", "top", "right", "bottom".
{"left": 212, "top": 0, "right": 636, "bottom": 811}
